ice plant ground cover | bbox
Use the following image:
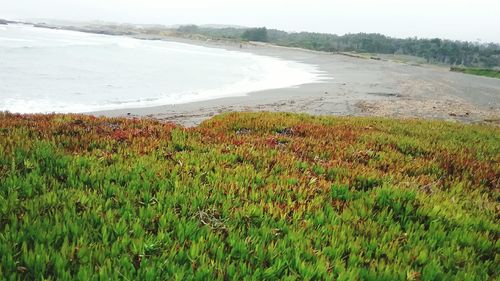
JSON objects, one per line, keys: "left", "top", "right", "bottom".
{"left": 0, "top": 112, "right": 498, "bottom": 280}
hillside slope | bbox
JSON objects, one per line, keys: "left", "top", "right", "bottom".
{"left": 0, "top": 112, "right": 498, "bottom": 280}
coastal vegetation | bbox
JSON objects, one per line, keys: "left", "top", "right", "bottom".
{"left": 450, "top": 67, "right": 500, "bottom": 79}
{"left": 6, "top": 19, "right": 498, "bottom": 68}
{"left": 241, "top": 27, "right": 269, "bottom": 43}
{"left": 1, "top": 112, "right": 498, "bottom": 280}
{"left": 176, "top": 25, "right": 500, "bottom": 68}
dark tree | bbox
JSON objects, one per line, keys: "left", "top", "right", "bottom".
{"left": 177, "top": 25, "right": 199, "bottom": 33}
{"left": 242, "top": 27, "right": 268, "bottom": 42}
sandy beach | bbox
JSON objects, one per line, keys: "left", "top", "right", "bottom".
{"left": 92, "top": 36, "right": 500, "bottom": 126}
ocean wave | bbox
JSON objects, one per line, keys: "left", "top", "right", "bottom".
{"left": 0, "top": 24, "right": 327, "bottom": 114}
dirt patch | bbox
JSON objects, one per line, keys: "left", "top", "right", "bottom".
{"left": 358, "top": 98, "right": 500, "bottom": 125}
{"left": 367, "top": 92, "right": 402, "bottom": 98}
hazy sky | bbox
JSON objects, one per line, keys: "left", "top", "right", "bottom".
{"left": 2, "top": 0, "right": 499, "bottom": 43}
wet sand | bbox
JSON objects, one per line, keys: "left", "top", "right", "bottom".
{"left": 92, "top": 37, "right": 500, "bottom": 126}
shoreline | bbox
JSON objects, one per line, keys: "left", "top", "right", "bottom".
{"left": 91, "top": 34, "right": 500, "bottom": 126}
{"left": 4, "top": 23, "right": 500, "bottom": 126}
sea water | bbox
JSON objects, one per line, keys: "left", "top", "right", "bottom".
{"left": 0, "top": 24, "right": 322, "bottom": 113}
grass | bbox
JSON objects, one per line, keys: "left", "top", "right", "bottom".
{"left": 0, "top": 112, "right": 499, "bottom": 280}
{"left": 450, "top": 67, "right": 500, "bottom": 79}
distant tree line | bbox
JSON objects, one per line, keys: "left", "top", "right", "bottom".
{"left": 177, "top": 25, "right": 500, "bottom": 68}
{"left": 242, "top": 27, "right": 268, "bottom": 42}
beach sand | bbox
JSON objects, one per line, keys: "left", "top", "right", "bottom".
{"left": 91, "top": 36, "right": 500, "bottom": 126}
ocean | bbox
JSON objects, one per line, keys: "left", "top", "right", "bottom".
{"left": 0, "top": 24, "right": 322, "bottom": 113}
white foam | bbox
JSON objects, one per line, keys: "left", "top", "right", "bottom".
{"left": 0, "top": 24, "right": 326, "bottom": 114}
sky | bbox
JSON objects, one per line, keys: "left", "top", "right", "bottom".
{"left": 2, "top": 0, "right": 500, "bottom": 43}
